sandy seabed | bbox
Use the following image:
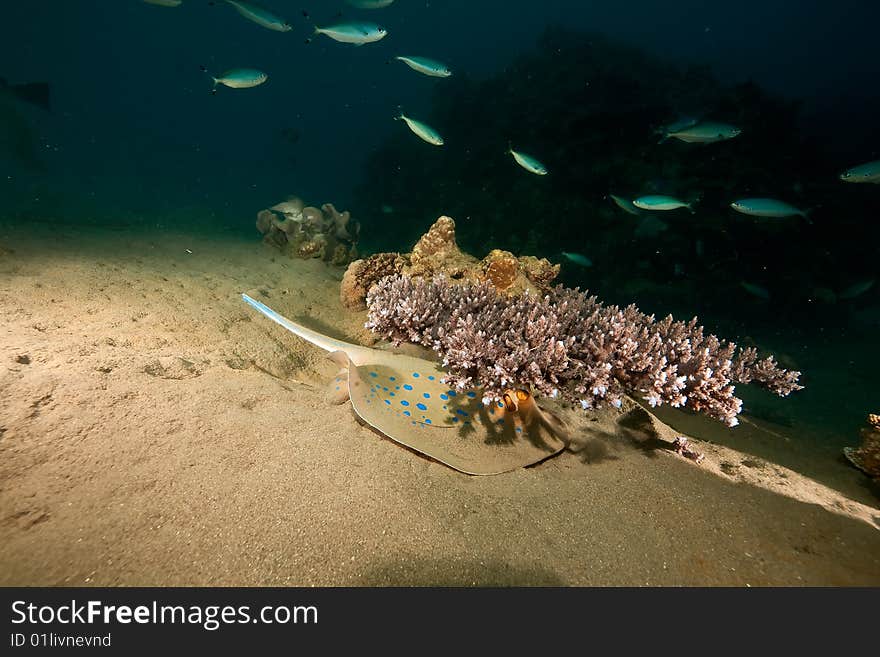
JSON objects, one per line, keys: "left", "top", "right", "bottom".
{"left": 1, "top": 222, "right": 878, "bottom": 586}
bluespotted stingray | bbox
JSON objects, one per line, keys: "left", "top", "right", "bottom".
{"left": 242, "top": 294, "right": 568, "bottom": 475}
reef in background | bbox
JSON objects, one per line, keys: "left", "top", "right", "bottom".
{"left": 353, "top": 27, "right": 878, "bottom": 321}
{"left": 256, "top": 195, "right": 360, "bottom": 266}
{"left": 340, "top": 215, "right": 559, "bottom": 309}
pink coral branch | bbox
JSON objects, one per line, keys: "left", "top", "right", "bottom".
{"left": 365, "top": 275, "right": 803, "bottom": 426}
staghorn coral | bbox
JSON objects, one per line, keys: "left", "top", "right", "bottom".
{"left": 341, "top": 216, "right": 560, "bottom": 308}
{"left": 365, "top": 274, "right": 803, "bottom": 426}
{"left": 844, "top": 414, "right": 880, "bottom": 479}
{"left": 256, "top": 195, "right": 359, "bottom": 266}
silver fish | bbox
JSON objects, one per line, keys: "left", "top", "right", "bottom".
{"left": 396, "top": 113, "right": 443, "bottom": 146}
{"left": 840, "top": 160, "right": 880, "bottom": 184}
{"left": 839, "top": 279, "right": 875, "bottom": 300}
{"left": 224, "top": 1, "right": 291, "bottom": 32}
{"left": 633, "top": 195, "right": 694, "bottom": 213}
{"left": 204, "top": 67, "right": 268, "bottom": 92}
{"left": 508, "top": 147, "right": 548, "bottom": 175}
{"left": 314, "top": 23, "right": 387, "bottom": 45}
{"left": 346, "top": 0, "right": 395, "bottom": 8}
{"left": 562, "top": 252, "right": 592, "bottom": 267}
{"left": 740, "top": 281, "right": 770, "bottom": 299}
{"left": 730, "top": 198, "right": 809, "bottom": 219}
{"left": 144, "top": 0, "right": 182, "bottom": 6}
{"left": 395, "top": 56, "right": 452, "bottom": 78}
{"left": 661, "top": 121, "right": 741, "bottom": 144}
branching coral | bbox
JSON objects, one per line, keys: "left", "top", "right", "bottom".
{"left": 365, "top": 274, "right": 803, "bottom": 426}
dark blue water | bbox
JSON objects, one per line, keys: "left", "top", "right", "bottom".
{"left": 2, "top": 0, "right": 878, "bottom": 221}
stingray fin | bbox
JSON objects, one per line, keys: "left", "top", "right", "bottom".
{"left": 327, "top": 365, "right": 351, "bottom": 405}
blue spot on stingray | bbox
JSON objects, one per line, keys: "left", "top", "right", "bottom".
{"left": 440, "top": 393, "right": 448, "bottom": 400}
{"left": 412, "top": 372, "right": 420, "bottom": 378}
{"left": 428, "top": 375, "right": 435, "bottom": 381}
{"left": 456, "top": 409, "right": 468, "bottom": 417}
{"left": 335, "top": 386, "right": 340, "bottom": 391}
{"left": 424, "top": 418, "right": 432, "bottom": 424}
{"left": 423, "top": 392, "right": 430, "bottom": 399}
{"left": 389, "top": 392, "right": 395, "bottom": 397}
{"left": 516, "top": 426, "right": 523, "bottom": 433}
{"left": 384, "top": 399, "right": 391, "bottom": 405}
{"left": 451, "top": 416, "right": 459, "bottom": 423}
{"left": 466, "top": 391, "right": 476, "bottom": 398}
{"left": 416, "top": 403, "right": 427, "bottom": 411}
{"left": 383, "top": 387, "right": 388, "bottom": 391}
{"left": 489, "top": 406, "right": 495, "bottom": 415}
{"left": 497, "top": 401, "right": 504, "bottom": 408}
{"left": 369, "top": 372, "right": 377, "bottom": 378}
{"left": 403, "top": 384, "right": 413, "bottom": 391}
{"left": 496, "top": 418, "right": 504, "bottom": 425}
{"left": 395, "top": 386, "right": 400, "bottom": 390}
{"left": 443, "top": 405, "right": 448, "bottom": 410}
{"left": 389, "top": 376, "right": 396, "bottom": 381}
{"left": 403, "top": 410, "right": 411, "bottom": 417}
{"left": 400, "top": 400, "right": 410, "bottom": 407}
{"left": 447, "top": 390, "right": 457, "bottom": 397}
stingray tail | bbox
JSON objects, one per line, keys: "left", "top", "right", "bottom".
{"left": 242, "top": 293, "right": 359, "bottom": 355}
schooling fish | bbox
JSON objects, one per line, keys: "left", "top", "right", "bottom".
{"left": 609, "top": 194, "right": 641, "bottom": 216}
{"left": 396, "top": 113, "right": 444, "bottom": 146}
{"left": 740, "top": 281, "right": 770, "bottom": 299}
{"left": 313, "top": 23, "right": 387, "bottom": 45}
{"left": 346, "top": 0, "right": 395, "bottom": 7}
{"left": 661, "top": 121, "right": 741, "bottom": 144}
{"left": 633, "top": 195, "right": 695, "bottom": 213}
{"left": 220, "top": 1, "right": 291, "bottom": 31}
{"left": 508, "top": 147, "right": 548, "bottom": 175}
{"left": 730, "top": 198, "right": 809, "bottom": 219}
{"left": 840, "top": 160, "right": 880, "bottom": 184}
{"left": 394, "top": 56, "right": 452, "bottom": 78}
{"left": 562, "top": 252, "right": 592, "bottom": 267}
{"left": 144, "top": 0, "right": 182, "bottom": 6}
{"left": 202, "top": 67, "right": 267, "bottom": 93}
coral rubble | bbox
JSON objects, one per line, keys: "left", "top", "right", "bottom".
{"left": 844, "top": 414, "right": 880, "bottom": 479}
{"left": 340, "top": 216, "right": 559, "bottom": 309}
{"left": 256, "top": 196, "right": 360, "bottom": 266}
{"left": 365, "top": 274, "right": 802, "bottom": 426}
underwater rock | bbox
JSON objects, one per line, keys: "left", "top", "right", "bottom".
{"left": 340, "top": 216, "right": 559, "bottom": 309}
{"left": 256, "top": 195, "right": 359, "bottom": 266}
{"left": 844, "top": 414, "right": 880, "bottom": 479}
{"left": 341, "top": 252, "right": 408, "bottom": 310}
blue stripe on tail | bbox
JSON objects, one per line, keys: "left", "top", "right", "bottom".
{"left": 241, "top": 293, "right": 295, "bottom": 334}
